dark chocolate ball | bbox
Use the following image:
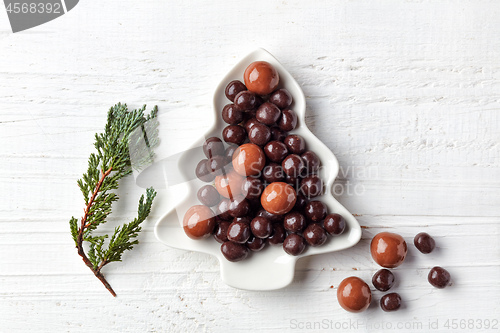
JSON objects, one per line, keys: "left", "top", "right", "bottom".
{"left": 300, "top": 175, "right": 324, "bottom": 198}
{"left": 207, "top": 155, "right": 226, "bottom": 176}
{"left": 269, "top": 88, "right": 292, "bottom": 109}
{"left": 323, "top": 213, "right": 345, "bottom": 235}
{"left": 256, "top": 102, "right": 281, "bottom": 126}
{"left": 380, "top": 293, "right": 401, "bottom": 312}
{"left": 227, "top": 221, "right": 251, "bottom": 244}
{"left": 248, "top": 122, "right": 271, "bottom": 146}
{"left": 262, "top": 163, "right": 285, "bottom": 183}
{"left": 301, "top": 151, "right": 320, "bottom": 174}
{"left": 284, "top": 135, "right": 306, "bottom": 155}
{"left": 294, "top": 193, "right": 308, "bottom": 212}
{"left": 283, "top": 234, "right": 306, "bottom": 256}
{"left": 197, "top": 185, "right": 220, "bottom": 207}
{"left": 223, "top": 125, "right": 246, "bottom": 145}
{"left": 195, "top": 159, "right": 215, "bottom": 182}
{"left": 264, "top": 140, "right": 288, "bottom": 162}
{"left": 224, "top": 144, "right": 238, "bottom": 164}
{"left": 241, "top": 177, "right": 264, "bottom": 200}
{"left": 268, "top": 223, "right": 286, "bottom": 245}
{"left": 283, "top": 211, "right": 307, "bottom": 233}
{"left": 225, "top": 80, "right": 247, "bottom": 102}
{"left": 244, "top": 117, "right": 260, "bottom": 133}
{"left": 222, "top": 104, "right": 244, "bottom": 125}
{"left": 256, "top": 209, "right": 284, "bottom": 223}
{"left": 213, "top": 221, "right": 231, "bottom": 243}
{"left": 234, "top": 90, "right": 257, "bottom": 111}
{"left": 247, "top": 236, "right": 266, "bottom": 251}
{"left": 229, "top": 196, "right": 250, "bottom": 218}
{"left": 303, "top": 223, "right": 327, "bottom": 246}
{"left": 428, "top": 266, "right": 451, "bottom": 288}
{"left": 414, "top": 232, "right": 436, "bottom": 254}
{"left": 278, "top": 109, "right": 298, "bottom": 132}
{"left": 203, "top": 137, "right": 225, "bottom": 158}
{"left": 215, "top": 198, "right": 232, "bottom": 220}
{"left": 372, "top": 269, "right": 395, "bottom": 292}
{"left": 282, "top": 154, "right": 305, "bottom": 177}
{"left": 221, "top": 241, "right": 248, "bottom": 262}
{"left": 250, "top": 216, "right": 273, "bottom": 239}
{"left": 270, "top": 126, "right": 287, "bottom": 142}
{"left": 304, "top": 200, "right": 327, "bottom": 222}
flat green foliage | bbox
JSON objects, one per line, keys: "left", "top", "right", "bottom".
{"left": 69, "top": 103, "right": 159, "bottom": 271}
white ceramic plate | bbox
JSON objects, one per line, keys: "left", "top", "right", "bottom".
{"left": 154, "top": 48, "right": 362, "bottom": 291}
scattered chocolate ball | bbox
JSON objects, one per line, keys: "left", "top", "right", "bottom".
{"left": 269, "top": 88, "right": 292, "bottom": 109}
{"left": 301, "top": 151, "right": 320, "bottom": 174}
{"left": 371, "top": 232, "right": 408, "bottom": 268}
{"left": 428, "top": 266, "right": 451, "bottom": 288}
{"left": 247, "top": 236, "right": 266, "bottom": 251}
{"left": 284, "top": 135, "right": 306, "bottom": 155}
{"left": 414, "top": 232, "right": 436, "bottom": 254}
{"left": 227, "top": 221, "right": 251, "bottom": 244}
{"left": 278, "top": 109, "right": 298, "bottom": 132}
{"left": 380, "top": 293, "right": 401, "bottom": 312}
{"left": 372, "top": 268, "right": 395, "bottom": 291}
{"left": 203, "top": 137, "right": 225, "bottom": 158}
{"left": 323, "top": 213, "right": 345, "bottom": 236}
{"left": 250, "top": 216, "right": 273, "bottom": 239}
{"left": 213, "top": 221, "right": 231, "bottom": 243}
{"left": 303, "top": 223, "right": 327, "bottom": 246}
{"left": 223, "top": 125, "right": 246, "bottom": 145}
{"left": 300, "top": 175, "right": 324, "bottom": 198}
{"left": 248, "top": 122, "right": 271, "bottom": 146}
{"left": 337, "top": 277, "right": 372, "bottom": 313}
{"left": 195, "top": 159, "right": 215, "bottom": 182}
{"left": 283, "top": 211, "right": 307, "bottom": 233}
{"left": 222, "top": 104, "right": 244, "bottom": 125}
{"left": 221, "top": 241, "right": 249, "bottom": 262}
{"left": 304, "top": 200, "right": 327, "bottom": 222}
{"left": 225, "top": 80, "right": 247, "bottom": 102}
{"left": 268, "top": 223, "right": 286, "bottom": 245}
{"left": 183, "top": 205, "right": 216, "bottom": 240}
{"left": 283, "top": 234, "right": 306, "bottom": 256}
{"left": 256, "top": 102, "right": 281, "bottom": 126}
{"left": 282, "top": 154, "right": 305, "bottom": 177}
{"left": 197, "top": 185, "right": 220, "bottom": 207}
{"left": 234, "top": 90, "right": 257, "bottom": 111}
{"left": 264, "top": 140, "right": 288, "bottom": 162}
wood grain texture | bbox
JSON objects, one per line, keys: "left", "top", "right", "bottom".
{"left": 1, "top": 0, "right": 499, "bottom": 332}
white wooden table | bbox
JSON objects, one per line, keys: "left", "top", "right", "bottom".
{"left": 1, "top": 1, "right": 499, "bottom": 332}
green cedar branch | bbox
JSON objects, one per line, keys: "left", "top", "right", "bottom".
{"left": 69, "top": 103, "right": 159, "bottom": 297}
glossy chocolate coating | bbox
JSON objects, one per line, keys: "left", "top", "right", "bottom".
{"left": 203, "top": 137, "right": 225, "bottom": 158}
{"left": 247, "top": 236, "right": 266, "bottom": 251}
{"left": 300, "top": 175, "right": 324, "bottom": 198}
{"left": 241, "top": 177, "right": 264, "bottom": 200}
{"left": 234, "top": 90, "right": 257, "bottom": 111}
{"left": 428, "top": 266, "right": 451, "bottom": 288}
{"left": 283, "top": 211, "right": 307, "bottom": 233}
{"left": 261, "top": 182, "right": 297, "bottom": 215}
{"left": 207, "top": 155, "right": 226, "bottom": 176}
{"left": 195, "top": 159, "right": 215, "bottom": 182}
{"left": 372, "top": 269, "right": 395, "bottom": 291}
{"left": 278, "top": 109, "right": 298, "bottom": 132}
{"left": 197, "top": 185, "right": 220, "bottom": 207}
{"left": 250, "top": 216, "right": 273, "bottom": 239}
{"left": 301, "top": 151, "right": 320, "bottom": 174}
{"left": 303, "top": 223, "right": 327, "bottom": 246}
{"left": 282, "top": 154, "right": 305, "bottom": 177}
{"left": 244, "top": 117, "right": 260, "bottom": 133}
{"left": 225, "top": 80, "right": 247, "bottom": 102}
{"left": 229, "top": 196, "right": 251, "bottom": 218}
{"left": 304, "top": 200, "right": 327, "bottom": 222}
{"left": 256, "top": 209, "right": 284, "bottom": 223}
{"left": 233, "top": 216, "right": 252, "bottom": 224}
{"left": 223, "top": 125, "right": 246, "bottom": 145}
{"left": 323, "top": 213, "right": 346, "bottom": 236}
{"left": 268, "top": 223, "right": 286, "bottom": 245}
{"left": 337, "top": 276, "right": 372, "bottom": 313}
{"left": 222, "top": 104, "right": 244, "bottom": 125}
{"left": 414, "top": 232, "right": 435, "bottom": 254}
{"left": 380, "top": 293, "right": 401, "bottom": 312}
{"left": 370, "top": 232, "right": 408, "bottom": 268}
{"left": 214, "top": 170, "right": 244, "bottom": 199}
{"left": 284, "top": 135, "right": 306, "bottom": 155}
{"left": 294, "top": 193, "right": 308, "bottom": 212}
{"left": 256, "top": 102, "right": 281, "bottom": 126}
{"left": 262, "top": 163, "right": 285, "bottom": 183}
{"left": 248, "top": 122, "right": 271, "bottom": 146}
{"left": 244, "top": 61, "right": 279, "bottom": 95}
{"left": 232, "top": 143, "right": 266, "bottom": 177}
{"left": 269, "top": 88, "right": 292, "bottom": 109}
{"left": 264, "top": 140, "right": 288, "bottom": 163}
{"left": 221, "top": 241, "right": 249, "bottom": 262}
{"left": 183, "top": 205, "right": 216, "bottom": 240}
{"left": 270, "top": 126, "right": 287, "bottom": 142}
{"left": 227, "top": 221, "right": 251, "bottom": 243}
{"left": 283, "top": 234, "right": 306, "bottom": 256}
{"left": 215, "top": 198, "right": 232, "bottom": 220}
{"left": 213, "top": 221, "right": 231, "bottom": 243}
{"left": 224, "top": 144, "right": 238, "bottom": 164}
